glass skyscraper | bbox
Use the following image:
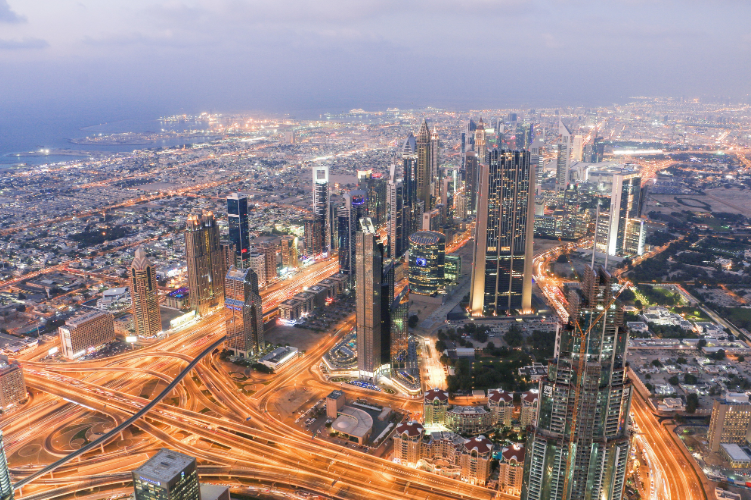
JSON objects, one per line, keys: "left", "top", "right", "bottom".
{"left": 224, "top": 265, "right": 263, "bottom": 358}
{"left": 227, "top": 193, "right": 250, "bottom": 266}
{"left": 408, "top": 231, "right": 446, "bottom": 296}
{"left": 0, "top": 431, "right": 12, "bottom": 500}
{"left": 312, "top": 166, "right": 331, "bottom": 256}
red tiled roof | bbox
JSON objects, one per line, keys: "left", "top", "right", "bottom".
{"left": 488, "top": 389, "right": 513, "bottom": 403}
{"left": 424, "top": 388, "right": 449, "bottom": 402}
{"left": 502, "top": 445, "right": 525, "bottom": 463}
{"left": 395, "top": 421, "right": 424, "bottom": 437}
{"left": 463, "top": 436, "right": 493, "bottom": 455}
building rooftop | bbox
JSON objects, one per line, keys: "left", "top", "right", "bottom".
{"left": 134, "top": 448, "right": 195, "bottom": 483}
{"left": 463, "top": 435, "right": 492, "bottom": 454}
{"left": 395, "top": 421, "right": 424, "bottom": 437}
{"left": 721, "top": 443, "right": 751, "bottom": 462}
{"left": 488, "top": 389, "right": 513, "bottom": 403}
{"left": 332, "top": 406, "right": 373, "bottom": 439}
{"left": 502, "top": 444, "right": 525, "bottom": 463}
{"left": 327, "top": 390, "right": 344, "bottom": 400}
{"left": 449, "top": 406, "right": 488, "bottom": 416}
{"left": 424, "top": 388, "right": 449, "bottom": 403}
{"left": 66, "top": 309, "right": 110, "bottom": 327}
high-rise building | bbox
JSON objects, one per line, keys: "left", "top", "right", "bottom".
{"left": 469, "top": 150, "right": 535, "bottom": 315}
{"left": 430, "top": 126, "right": 440, "bottom": 202}
{"left": 606, "top": 172, "right": 642, "bottom": 256}
{"left": 133, "top": 449, "right": 200, "bottom": 500}
{"left": 408, "top": 231, "right": 446, "bottom": 296}
{"left": 312, "top": 166, "right": 331, "bottom": 255}
{"left": 185, "top": 212, "right": 224, "bottom": 315}
{"left": 389, "top": 286, "right": 413, "bottom": 375}
{"left": 499, "top": 444, "right": 525, "bottom": 496}
{"left": 59, "top": 310, "right": 115, "bottom": 359}
{"left": 218, "top": 240, "right": 237, "bottom": 283}
{"left": 338, "top": 190, "right": 368, "bottom": 277}
{"left": 358, "top": 170, "right": 388, "bottom": 226}
{"left": 444, "top": 255, "right": 461, "bottom": 285}
{"left": 227, "top": 193, "right": 250, "bottom": 266}
{"left": 423, "top": 388, "right": 450, "bottom": 426}
{"left": 416, "top": 120, "right": 434, "bottom": 211}
{"left": 465, "top": 151, "right": 479, "bottom": 215}
{"left": 355, "top": 221, "right": 387, "bottom": 380}
{"left": 130, "top": 247, "right": 161, "bottom": 338}
{"left": 0, "top": 356, "right": 25, "bottom": 411}
{"left": 459, "top": 436, "right": 493, "bottom": 486}
{"left": 280, "top": 236, "right": 299, "bottom": 269}
{"left": 304, "top": 216, "right": 322, "bottom": 257}
{"left": 571, "top": 134, "right": 583, "bottom": 162}
{"left": 556, "top": 119, "right": 572, "bottom": 191}
{"left": 521, "top": 265, "right": 631, "bottom": 500}
{"left": 707, "top": 393, "right": 751, "bottom": 452}
{"left": 461, "top": 118, "right": 477, "bottom": 171}
{"left": 0, "top": 431, "right": 13, "bottom": 500}
{"left": 247, "top": 251, "right": 266, "bottom": 288}
{"left": 260, "top": 243, "right": 277, "bottom": 283}
{"left": 387, "top": 176, "right": 406, "bottom": 259}
{"left": 224, "top": 266, "right": 263, "bottom": 358}
{"left": 475, "top": 119, "right": 487, "bottom": 165}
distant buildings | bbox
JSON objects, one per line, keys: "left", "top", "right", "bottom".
{"left": 226, "top": 193, "right": 250, "bottom": 267}
{"left": 0, "top": 355, "right": 25, "bottom": 411}
{"left": 185, "top": 212, "right": 224, "bottom": 315}
{"left": 130, "top": 247, "right": 161, "bottom": 337}
{"left": 224, "top": 266, "right": 263, "bottom": 358}
{"left": 133, "top": 449, "right": 200, "bottom": 500}
{"left": 358, "top": 170, "right": 387, "bottom": 226}
{"left": 408, "top": 231, "right": 446, "bottom": 296}
{"left": 707, "top": 393, "right": 751, "bottom": 452}
{"left": 556, "top": 119, "right": 572, "bottom": 190}
{"left": 0, "top": 431, "right": 12, "bottom": 500}
{"left": 469, "top": 150, "right": 535, "bottom": 315}
{"left": 387, "top": 172, "right": 406, "bottom": 259}
{"left": 59, "top": 310, "right": 115, "bottom": 359}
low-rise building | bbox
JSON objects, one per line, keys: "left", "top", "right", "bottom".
{"left": 445, "top": 406, "right": 493, "bottom": 435}
{"left": 720, "top": 443, "right": 751, "bottom": 469}
{"left": 331, "top": 406, "right": 373, "bottom": 445}
{"left": 258, "top": 346, "right": 298, "bottom": 370}
{"left": 326, "top": 390, "right": 346, "bottom": 419}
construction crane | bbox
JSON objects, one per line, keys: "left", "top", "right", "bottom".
{"left": 561, "top": 279, "right": 632, "bottom": 499}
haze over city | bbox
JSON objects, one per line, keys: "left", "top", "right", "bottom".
{"left": 1, "top": 2, "right": 751, "bottom": 500}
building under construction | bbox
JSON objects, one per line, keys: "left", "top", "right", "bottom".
{"left": 521, "top": 265, "right": 632, "bottom": 500}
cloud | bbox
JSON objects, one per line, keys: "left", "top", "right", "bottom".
{"left": 0, "top": 37, "right": 49, "bottom": 49}
{"left": 0, "top": 0, "right": 25, "bottom": 23}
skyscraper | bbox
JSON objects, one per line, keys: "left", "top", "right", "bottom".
{"left": 338, "top": 190, "right": 368, "bottom": 277}
{"left": 606, "top": 172, "right": 642, "bottom": 256}
{"left": 475, "top": 119, "right": 487, "bottom": 164}
{"left": 430, "top": 126, "right": 440, "bottom": 202}
{"left": 227, "top": 193, "right": 250, "bottom": 266}
{"left": 185, "top": 212, "right": 224, "bottom": 315}
{"left": 408, "top": 231, "right": 446, "bottom": 296}
{"left": 469, "top": 150, "right": 535, "bottom": 315}
{"left": 355, "top": 220, "right": 386, "bottom": 380}
{"left": 312, "top": 165, "right": 331, "bottom": 255}
{"left": 133, "top": 449, "right": 200, "bottom": 500}
{"left": 461, "top": 118, "right": 477, "bottom": 171}
{"left": 389, "top": 286, "right": 412, "bottom": 375}
{"left": 465, "top": 151, "right": 479, "bottom": 215}
{"left": 416, "top": 120, "right": 434, "bottom": 211}
{"left": 358, "top": 170, "right": 388, "bottom": 226}
{"left": 401, "top": 133, "right": 419, "bottom": 245}
{"left": 556, "top": 119, "right": 572, "bottom": 191}
{"left": 0, "top": 431, "right": 12, "bottom": 500}
{"left": 280, "top": 235, "right": 299, "bottom": 269}
{"left": 130, "top": 247, "right": 161, "bottom": 337}
{"left": 224, "top": 266, "right": 263, "bottom": 358}
{"left": 521, "top": 265, "right": 631, "bottom": 500}
{"left": 388, "top": 175, "right": 406, "bottom": 259}
{"left": 304, "top": 216, "right": 322, "bottom": 257}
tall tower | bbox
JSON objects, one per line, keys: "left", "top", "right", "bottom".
{"left": 388, "top": 174, "right": 406, "bottom": 259}
{"left": 130, "top": 247, "right": 161, "bottom": 337}
{"left": 0, "top": 431, "right": 13, "bottom": 500}
{"left": 280, "top": 235, "right": 299, "bottom": 269}
{"left": 469, "top": 150, "right": 535, "bottom": 315}
{"left": 465, "top": 151, "right": 479, "bottom": 215}
{"left": 416, "top": 120, "right": 433, "bottom": 211}
{"left": 224, "top": 266, "right": 264, "bottom": 357}
{"left": 312, "top": 165, "right": 331, "bottom": 255}
{"left": 402, "top": 133, "right": 418, "bottom": 246}
{"left": 338, "top": 190, "right": 368, "bottom": 277}
{"left": 556, "top": 118, "right": 572, "bottom": 191}
{"left": 521, "top": 265, "right": 631, "bottom": 500}
{"left": 227, "top": 193, "right": 250, "bottom": 267}
{"left": 185, "top": 212, "right": 224, "bottom": 315}
{"left": 355, "top": 219, "right": 384, "bottom": 380}
{"left": 475, "top": 119, "right": 487, "bottom": 164}
{"left": 461, "top": 118, "right": 477, "bottom": 171}
{"left": 430, "top": 126, "right": 440, "bottom": 203}
{"left": 606, "top": 172, "right": 642, "bottom": 256}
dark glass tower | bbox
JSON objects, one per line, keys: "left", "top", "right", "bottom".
{"left": 227, "top": 193, "right": 250, "bottom": 267}
{"left": 521, "top": 265, "right": 631, "bottom": 500}
{"left": 338, "top": 190, "right": 368, "bottom": 277}
{"left": 312, "top": 165, "right": 330, "bottom": 256}
{"left": 355, "top": 220, "right": 384, "bottom": 380}
{"left": 469, "top": 149, "right": 535, "bottom": 315}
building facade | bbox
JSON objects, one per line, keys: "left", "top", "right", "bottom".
{"left": 488, "top": 389, "right": 514, "bottom": 428}
{"left": 0, "top": 356, "right": 25, "bottom": 411}
{"left": 227, "top": 193, "right": 250, "bottom": 266}
{"left": 355, "top": 225, "right": 387, "bottom": 380}
{"left": 312, "top": 165, "right": 331, "bottom": 256}
{"left": 132, "top": 449, "right": 200, "bottom": 500}
{"left": 224, "top": 266, "right": 264, "bottom": 358}
{"left": 499, "top": 444, "right": 525, "bottom": 496}
{"left": 0, "top": 431, "right": 12, "bottom": 500}
{"left": 185, "top": 212, "right": 225, "bottom": 315}
{"left": 469, "top": 149, "right": 535, "bottom": 315}
{"left": 408, "top": 231, "right": 446, "bottom": 296}
{"left": 59, "top": 310, "right": 115, "bottom": 359}
{"left": 280, "top": 235, "right": 299, "bottom": 270}
{"left": 130, "top": 247, "right": 161, "bottom": 338}
{"left": 707, "top": 394, "right": 751, "bottom": 452}
{"left": 423, "top": 388, "right": 450, "bottom": 426}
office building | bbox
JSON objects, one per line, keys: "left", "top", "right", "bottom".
{"left": 130, "top": 247, "right": 161, "bottom": 338}
{"left": 387, "top": 176, "right": 406, "bottom": 258}
{"left": 338, "top": 190, "right": 368, "bottom": 277}
{"left": 430, "top": 126, "right": 440, "bottom": 202}
{"left": 444, "top": 255, "right": 461, "bottom": 285}
{"left": 454, "top": 192, "right": 468, "bottom": 220}
{"left": 246, "top": 251, "right": 266, "bottom": 288}
{"left": 465, "top": 151, "right": 479, "bottom": 215}
{"left": 521, "top": 265, "right": 631, "bottom": 500}
{"left": 185, "top": 212, "right": 224, "bottom": 315}
{"left": 475, "top": 119, "right": 487, "bottom": 166}
{"left": 389, "top": 286, "right": 413, "bottom": 375}
{"left": 707, "top": 394, "right": 751, "bottom": 452}
{"left": 224, "top": 266, "right": 263, "bottom": 358}
{"left": 227, "top": 193, "right": 250, "bottom": 266}
{"left": 606, "top": 172, "right": 643, "bottom": 256}
{"left": 499, "top": 445, "right": 525, "bottom": 496}
{"left": 312, "top": 165, "right": 331, "bottom": 255}
{"left": 408, "top": 231, "right": 446, "bottom": 296}
{"left": 416, "top": 120, "right": 435, "bottom": 211}
{"left": 358, "top": 170, "right": 388, "bottom": 226}
{"left": 624, "top": 218, "right": 646, "bottom": 256}
{"left": 280, "top": 235, "right": 299, "bottom": 269}
{"left": 469, "top": 150, "right": 535, "bottom": 315}
{"left": 355, "top": 221, "right": 387, "bottom": 380}
{"left": 461, "top": 118, "right": 477, "bottom": 171}
{"left": 0, "top": 356, "right": 25, "bottom": 411}
{"left": 304, "top": 216, "right": 323, "bottom": 257}
{"left": 218, "top": 240, "right": 237, "bottom": 283}
{"left": 556, "top": 119, "right": 572, "bottom": 191}
{"left": 0, "top": 431, "right": 12, "bottom": 500}
{"left": 59, "top": 310, "right": 115, "bottom": 359}
{"left": 133, "top": 448, "right": 200, "bottom": 500}
{"left": 571, "top": 135, "right": 583, "bottom": 162}
{"left": 260, "top": 243, "right": 277, "bottom": 282}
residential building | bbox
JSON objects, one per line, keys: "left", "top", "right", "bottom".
{"left": 132, "top": 449, "right": 200, "bottom": 500}
{"left": 445, "top": 406, "right": 494, "bottom": 435}
{"left": 393, "top": 421, "right": 425, "bottom": 465}
{"left": 247, "top": 251, "right": 266, "bottom": 288}
{"left": 185, "top": 212, "right": 224, "bottom": 315}
{"left": 59, "top": 310, "right": 115, "bottom": 359}
{"left": 459, "top": 436, "right": 493, "bottom": 486}
{"left": 520, "top": 390, "right": 539, "bottom": 428}
{"left": 130, "top": 247, "right": 161, "bottom": 338}
{"left": 0, "top": 356, "right": 25, "bottom": 411}
{"left": 499, "top": 444, "right": 525, "bottom": 496}
{"left": 487, "top": 389, "right": 514, "bottom": 428}
{"left": 280, "top": 235, "right": 299, "bottom": 269}
{"left": 424, "top": 388, "right": 450, "bottom": 426}
{"left": 469, "top": 149, "right": 535, "bottom": 315}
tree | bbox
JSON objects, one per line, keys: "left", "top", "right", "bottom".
{"left": 676, "top": 357, "right": 687, "bottom": 365}
{"left": 504, "top": 325, "right": 524, "bottom": 348}
{"left": 407, "top": 315, "right": 419, "bottom": 328}
{"left": 556, "top": 254, "right": 568, "bottom": 264}
{"left": 16, "top": 304, "right": 26, "bottom": 312}
{"left": 668, "top": 375, "right": 679, "bottom": 386}
{"left": 738, "top": 355, "right": 746, "bottom": 362}
{"left": 686, "top": 393, "right": 699, "bottom": 414}
{"left": 711, "top": 349, "right": 726, "bottom": 361}
{"left": 651, "top": 359, "right": 662, "bottom": 368}
{"left": 684, "top": 374, "right": 698, "bottom": 384}
{"left": 697, "top": 339, "right": 707, "bottom": 348}
{"left": 435, "top": 340, "right": 447, "bottom": 353}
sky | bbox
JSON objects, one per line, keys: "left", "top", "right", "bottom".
{"left": 1, "top": 0, "right": 750, "bottom": 121}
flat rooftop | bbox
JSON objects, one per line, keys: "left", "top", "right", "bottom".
{"left": 134, "top": 448, "right": 195, "bottom": 482}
